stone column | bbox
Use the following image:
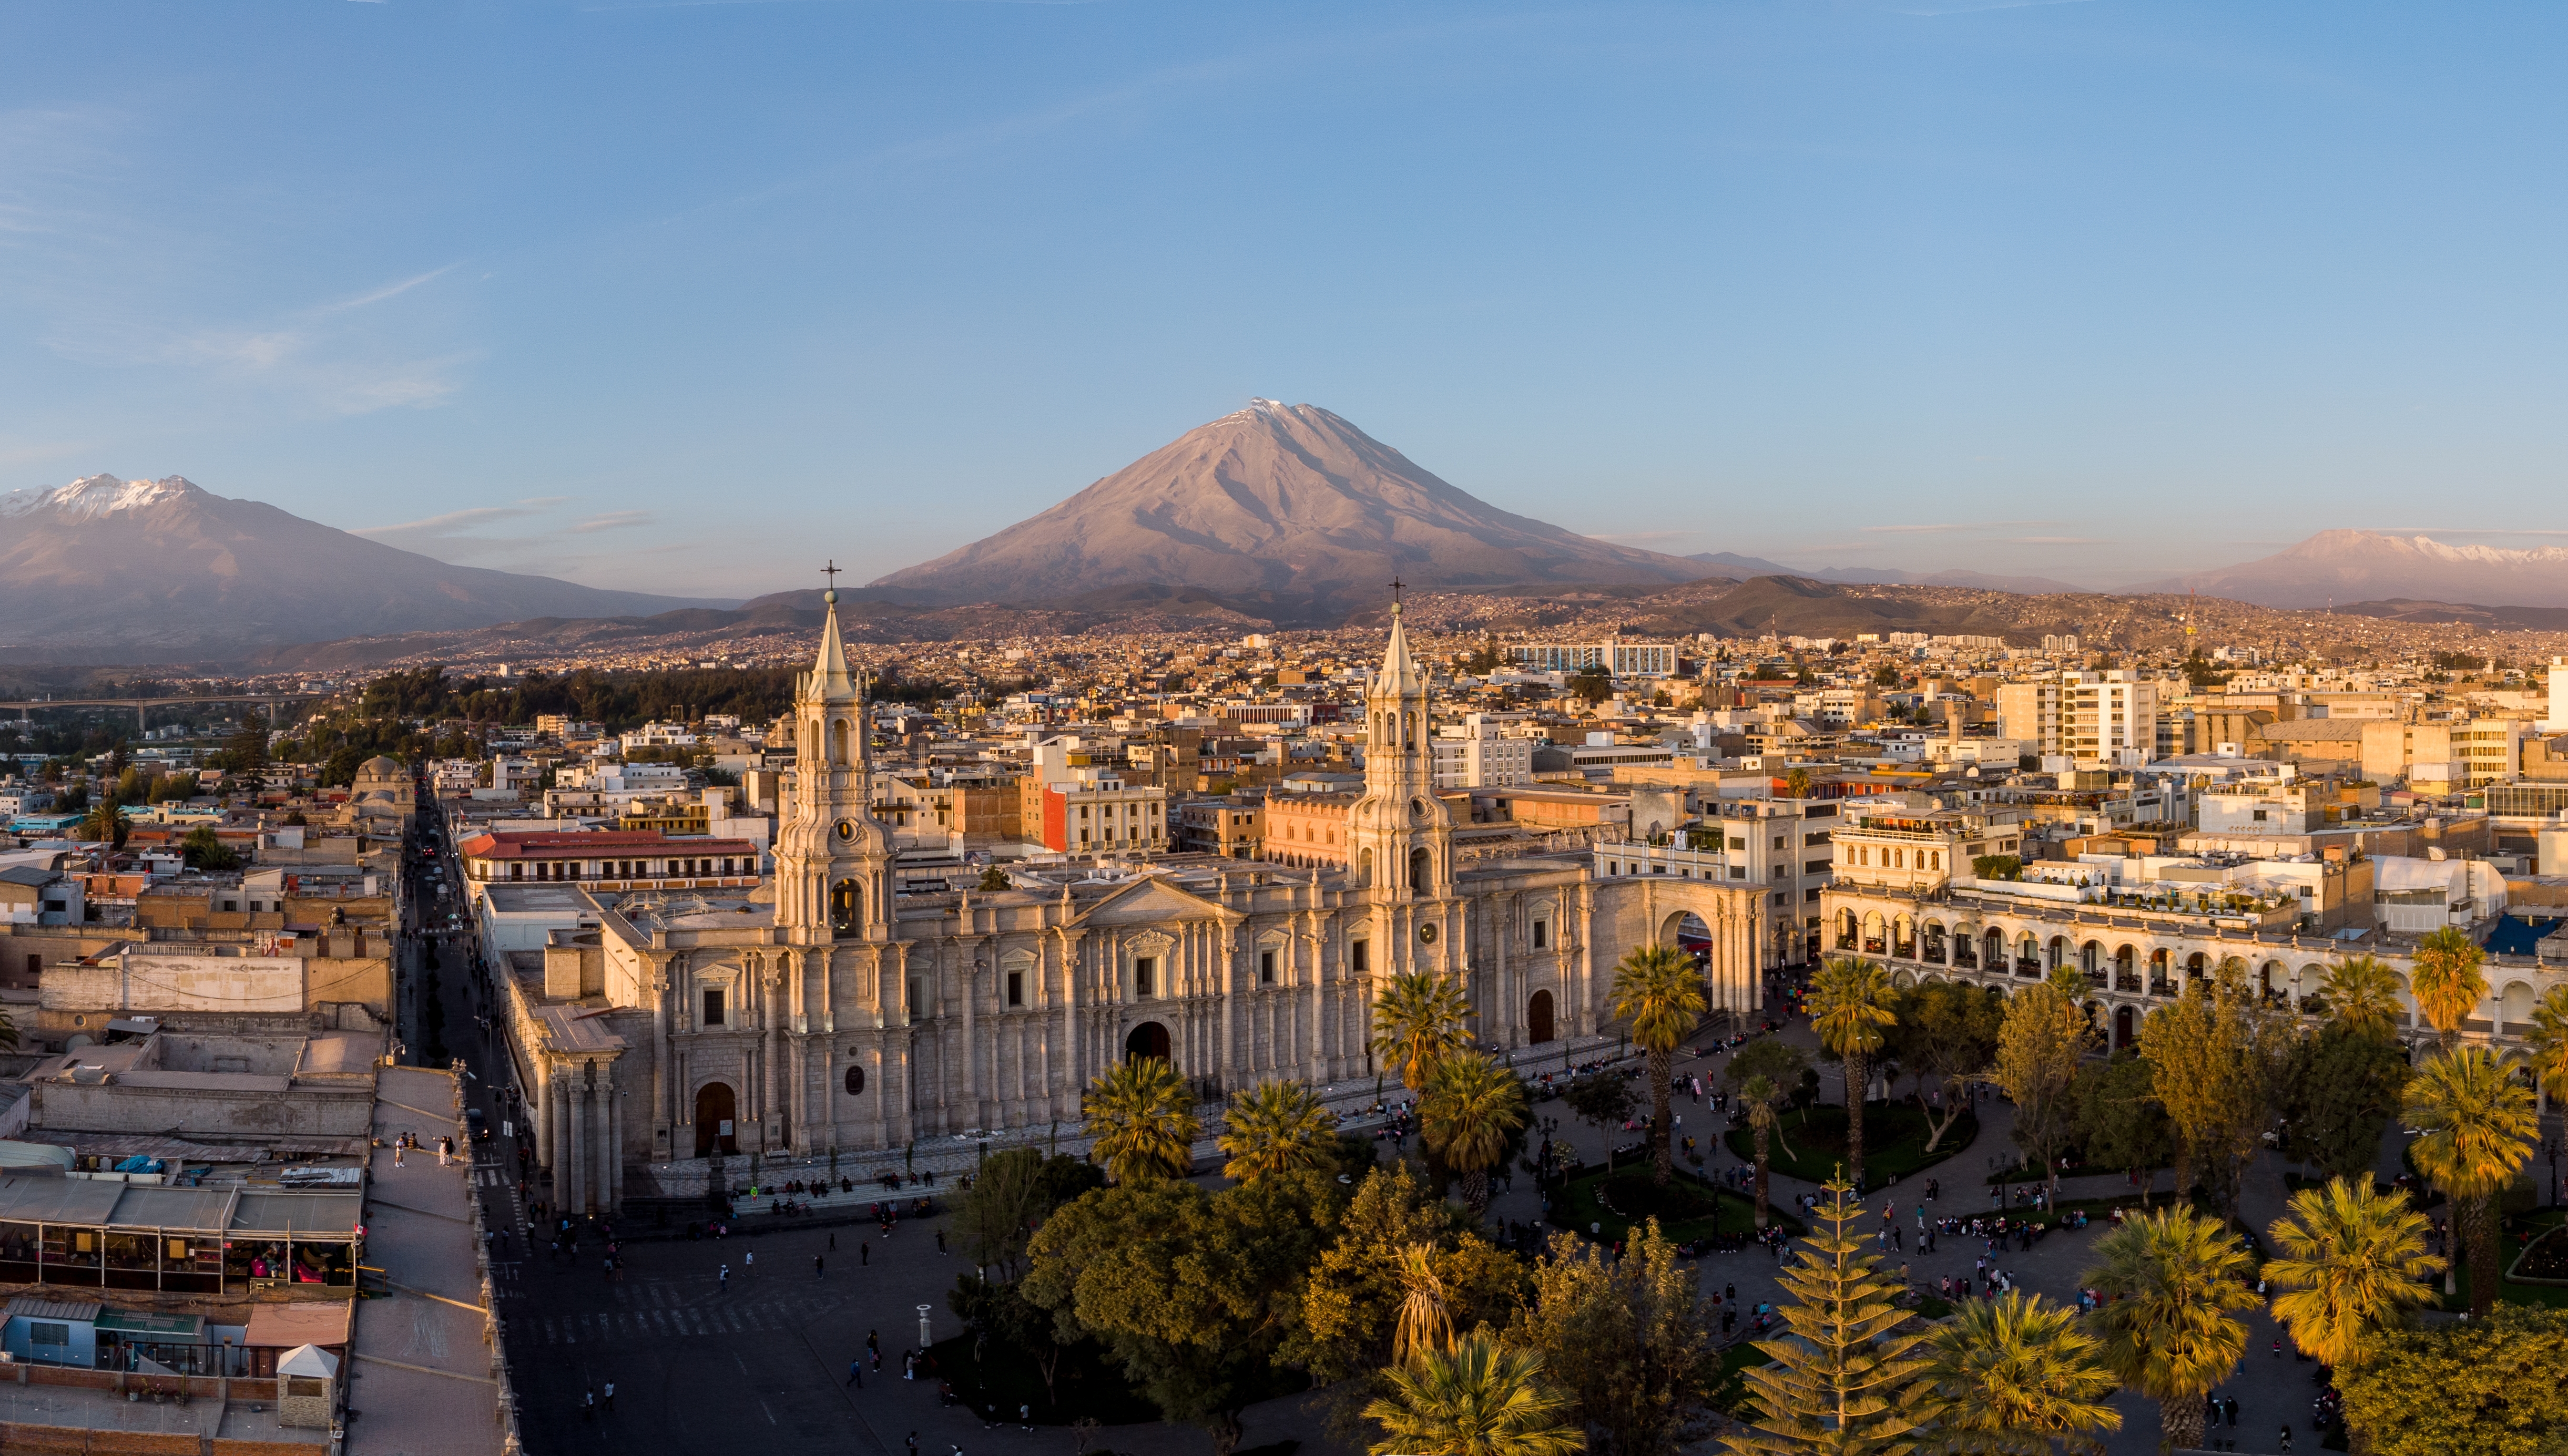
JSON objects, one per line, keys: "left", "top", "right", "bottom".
{"left": 565, "top": 1069, "right": 590, "bottom": 1214}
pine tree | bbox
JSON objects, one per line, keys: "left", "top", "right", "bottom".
{"left": 1724, "top": 1178, "right": 1935, "bottom": 1456}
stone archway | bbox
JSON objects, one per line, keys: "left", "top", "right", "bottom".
{"left": 1663, "top": 910, "right": 1713, "bottom": 967}
{"left": 1125, "top": 1021, "right": 1172, "bottom": 1064}
{"left": 1528, "top": 990, "right": 1556, "bottom": 1044}
{"left": 2113, "top": 1004, "right": 2136, "bottom": 1050}
{"left": 694, "top": 1081, "right": 739, "bottom": 1157}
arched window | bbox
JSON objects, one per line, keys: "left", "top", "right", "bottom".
{"left": 832, "top": 719, "right": 850, "bottom": 766}
{"left": 830, "top": 878, "right": 863, "bottom": 938}
{"left": 1409, "top": 846, "right": 1432, "bottom": 899}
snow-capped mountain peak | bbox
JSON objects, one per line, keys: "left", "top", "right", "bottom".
{"left": 0, "top": 474, "right": 205, "bottom": 520}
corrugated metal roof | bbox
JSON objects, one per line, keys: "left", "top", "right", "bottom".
{"left": 5, "top": 1297, "right": 100, "bottom": 1322}
{"left": 229, "top": 1192, "right": 359, "bottom": 1235}
{"left": 106, "top": 1185, "right": 239, "bottom": 1232}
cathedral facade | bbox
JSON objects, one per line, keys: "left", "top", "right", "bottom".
{"left": 501, "top": 593, "right": 1771, "bottom": 1213}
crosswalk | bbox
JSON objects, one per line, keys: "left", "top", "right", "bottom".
{"left": 505, "top": 1293, "right": 845, "bottom": 1346}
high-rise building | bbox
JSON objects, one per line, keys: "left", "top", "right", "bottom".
{"left": 1996, "top": 671, "right": 2164, "bottom": 767}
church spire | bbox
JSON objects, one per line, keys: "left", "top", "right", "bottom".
{"left": 808, "top": 564, "right": 857, "bottom": 700}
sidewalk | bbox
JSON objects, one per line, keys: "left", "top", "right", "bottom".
{"left": 350, "top": 1064, "right": 509, "bottom": 1456}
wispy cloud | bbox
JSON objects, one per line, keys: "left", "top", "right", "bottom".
{"left": 570, "top": 510, "right": 654, "bottom": 534}
{"left": 353, "top": 499, "right": 569, "bottom": 542}
{"left": 2002, "top": 536, "right": 2110, "bottom": 546}
{"left": 322, "top": 264, "right": 457, "bottom": 313}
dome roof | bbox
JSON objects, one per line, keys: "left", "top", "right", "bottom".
{"left": 356, "top": 755, "right": 404, "bottom": 777}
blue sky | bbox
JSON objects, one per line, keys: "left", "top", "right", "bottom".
{"left": 3, "top": 1, "right": 2562, "bottom": 601}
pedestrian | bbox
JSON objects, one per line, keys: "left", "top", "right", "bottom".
{"left": 816, "top": 1254, "right": 825, "bottom": 1279}
{"left": 582, "top": 1388, "right": 596, "bottom": 1422}
{"left": 393, "top": 1142, "right": 405, "bottom": 1169}
{"left": 603, "top": 1381, "right": 615, "bottom": 1414}
{"left": 829, "top": 1231, "right": 838, "bottom": 1252}
{"left": 861, "top": 1242, "right": 869, "bottom": 1266}
{"left": 936, "top": 1228, "right": 947, "bottom": 1255}
{"left": 847, "top": 1359, "right": 864, "bottom": 1388}
{"left": 719, "top": 1263, "right": 730, "bottom": 1293}
{"left": 437, "top": 1137, "right": 451, "bottom": 1167}
{"left": 2279, "top": 1424, "right": 2292, "bottom": 1452}
{"left": 746, "top": 1248, "right": 755, "bottom": 1275}
{"left": 906, "top": 1435, "right": 917, "bottom": 1456}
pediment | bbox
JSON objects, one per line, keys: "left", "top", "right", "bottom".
{"left": 1074, "top": 876, "right": 1234, "bottom": 929}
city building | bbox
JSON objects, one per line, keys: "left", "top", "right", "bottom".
{"left": 1509, "top": 635, "right": 1678, "bottom": 678}
{"left": 1431, "top": 713, "right": 1535, "bottom": 789}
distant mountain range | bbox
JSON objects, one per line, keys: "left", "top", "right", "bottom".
{"left": 2152, "top": 530, "right": 2568, "bottom": 609}
{"left": 1687, "top": 552, "right": 2086, "bottom": 596}
{"left": 871, "top": 400, "right": 1716, "bottom": 618}
{"left": 0, "top": 475, "right": 732, "bottom": 663}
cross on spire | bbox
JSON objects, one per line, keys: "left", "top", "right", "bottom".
{"left": 1390, "top": 576, "right": 1405, "bottom": 608}
{"left": 822, "top": 560, "right": 841, "bottom": 587}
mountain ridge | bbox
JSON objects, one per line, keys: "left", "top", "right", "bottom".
{"left": 2149, "top": 529, "right": 2568, "bottom": 608}
{"left": 871, "top": 400, "right": 1717, "bottom": 620}
{"left": 0, "top": 474, "right": 736, "bottom": 664}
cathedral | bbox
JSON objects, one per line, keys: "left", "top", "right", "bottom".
{"left": 500, "top": 590, "right": 1771, "bottom": 1214}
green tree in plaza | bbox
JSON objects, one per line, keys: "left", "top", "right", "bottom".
{"left": 1372, "top": 971, "right": 1474, "bottom": 1092}
{"left": 1561, "top": 1071, "right": 1636, "bottom": 1172}
{"left": 1294, "top": 1165, "right": 1527, "bottom": 1388}
{"left": 1514, "top": 1220, "right": 1720, "bottom": 1456}
{"left": 951, "top": 1148, "right": 1099, "bottom": 1280}
{"left": 1986, "top": 972, "right": 2093, "bottom": 1198}
{"left": 1915, "top": 1289, "right": 2121, "bottom": 1456}
{"left": 2520, "top": 983, "right": 2568, "bottom": 1119}
{"left": 1419, "top": 1051, "right": 1529, "bottom": 1217}
{"left": 1721, "top": 1179, "right": 1935, "bottom": 1456}
{"left": 2137, "top": 968, "right": 2293, "bottom": 1218}
{"left": 2316, "top": 955, "right": 2405, "bottom": 1041}
{"left": 1363, "top": 1330, "right": 1585, "bottom": 1456}
{"left": 1023, "top": 1171, "right": 1338, "bottom": 1456}
{"left": 1807, "top": 957, "right": 1898, "bottom": 1190}
{"left": 1885, "top": 981, "right": 2004, "bottom": 1155}
{"left": 2402, "top": 1046, "right": 2538, "bottom": 1319}
{"left": 1085, "top": 1057, "right": 1201, "bottom": 1185}
{"left": 2081, "top": 1204, "right": 2257, "bottom": 1453}
{"left": 2408, "top": 926, "right": 2489, "bottom": 1055}
{"left": 1218, "top": 1079, "right": 1339, "bottom": 1184}
{"left": 1609, "top": 942, "right": 1708, "bottom": 1184}
{"left": 1737, "top": 1074, "right": 1788, "bottom": 1231}
{"left": 2070, "top": 1051, "right": 2174, "bottom": 1207}
{"left": 2263, "top": 1175, "right": 2444, "bottom": 1380}
{"left": 2334, "top": 1306, "right": 2568, "bottom": 1456}
{"left": 2275, "top": 1020, "right": 2411, "bottom": 1184}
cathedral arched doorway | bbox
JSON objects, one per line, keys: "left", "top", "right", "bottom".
{"left": 694, "top": 1082, "right": 738, "bottom": 1157}
{"left": 1125, "top": 1021, "right": 1171, "bottom": 1065}
{"left": 1528, "top": 989, "right": 1555, "bottom": 1044}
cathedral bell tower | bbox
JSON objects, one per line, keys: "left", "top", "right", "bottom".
{"left": 773, "top": 581, "right": 892, "bottom": 946}
{"left": 1346, "top": 590, "right": 1454, "bottom": 910}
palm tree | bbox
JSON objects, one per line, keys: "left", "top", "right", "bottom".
{"left": 2403, "top": 1046, "right": 2538, "bottom": 1318}
{"left": 2318, "top": 955, "right": 2404, "bottom": 1041}
{"left": 1084, "top": 1057, "right": 1200, "bottom": 1185}
{"left": 2082, "top": 1204, "right": 2258, "bottom": 1452}
{"left": 1362, "top": 1329, "right": 1584, "bottom": 1456}
{"left": 2409, "top": 927, "right": 2488, "bottom": 1054}
{"left": 1740, "top": 1073, "right": 1784, "bottom": 1229}
{"left": 1217, "top": 1079, "right": 1337, "bottom": 1183}
{"left": 1419, "top": 1051, "right": 1528, "bottom": 1217}
{"left": 1807, "top": 957, "right": 1898, "bottom": 1190}
{"left": 2263, "top": 1175, "right": 2443, "bottom": 1372}
{"left": 1919, "top": 1289, "right": 2121, "bottom": 1455}
{"left": 1371, "top": 972, "right": 1473, "bottom": 1092}
{"left": 1392, "top": 1242, "right": 1452, "bottom": 1365}
{"left": 1608, "top": 942, "right": 1706, "bottom": 1184}
{"left": 2521, "top": 983, "right": 2568, "bottom": 1117}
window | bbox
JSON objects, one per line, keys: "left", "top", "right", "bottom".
{"left": 1006, "top": 971, "right": 1024, "bottom": 1007}
{"left": 1350, "top": 940, "right": 1369, "bottom": 975}
{"left": 28, "top": 1322, "right": 68, "bottom": 1347}
{"left": 1730, "top": 865, "right": 1747, "bottom": 879}
{"left": 1260, "top": 949, "right": 1276, "bottom": 983}
{"left": 1728, "top": 836, "right": 1747, "bottom": 850}
{"left": 702, "top": 988, "right": 726, "bottom": 1027}
{"left": 844, "top": 1066, "right": 865, "bottom": 1095}
{"left": 1134, "top": 957, "right": 1156, "bottom": 996}
{"left": 1532, "top": 920, "right": 1548, "bottom": 949}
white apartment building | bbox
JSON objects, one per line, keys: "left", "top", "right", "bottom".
{"left": 1510, "top": 635, "right": 1678, "bottom": 678}
{"left": 1997, "top": 671, "right": 2165, "bottom": 768}
{"left": 1432, "top": 713, "right": 1535, "bottom": 788}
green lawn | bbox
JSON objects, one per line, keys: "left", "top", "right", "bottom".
{"left": 1708, "top": 1340, "right": 1776, "bottom": 1416}
{"left": 1721, "top": 1102, "right": 1979, "bottom": 1187}
{"left": 1554, "top": 1167, "right": 1802, "bottom": 1246}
